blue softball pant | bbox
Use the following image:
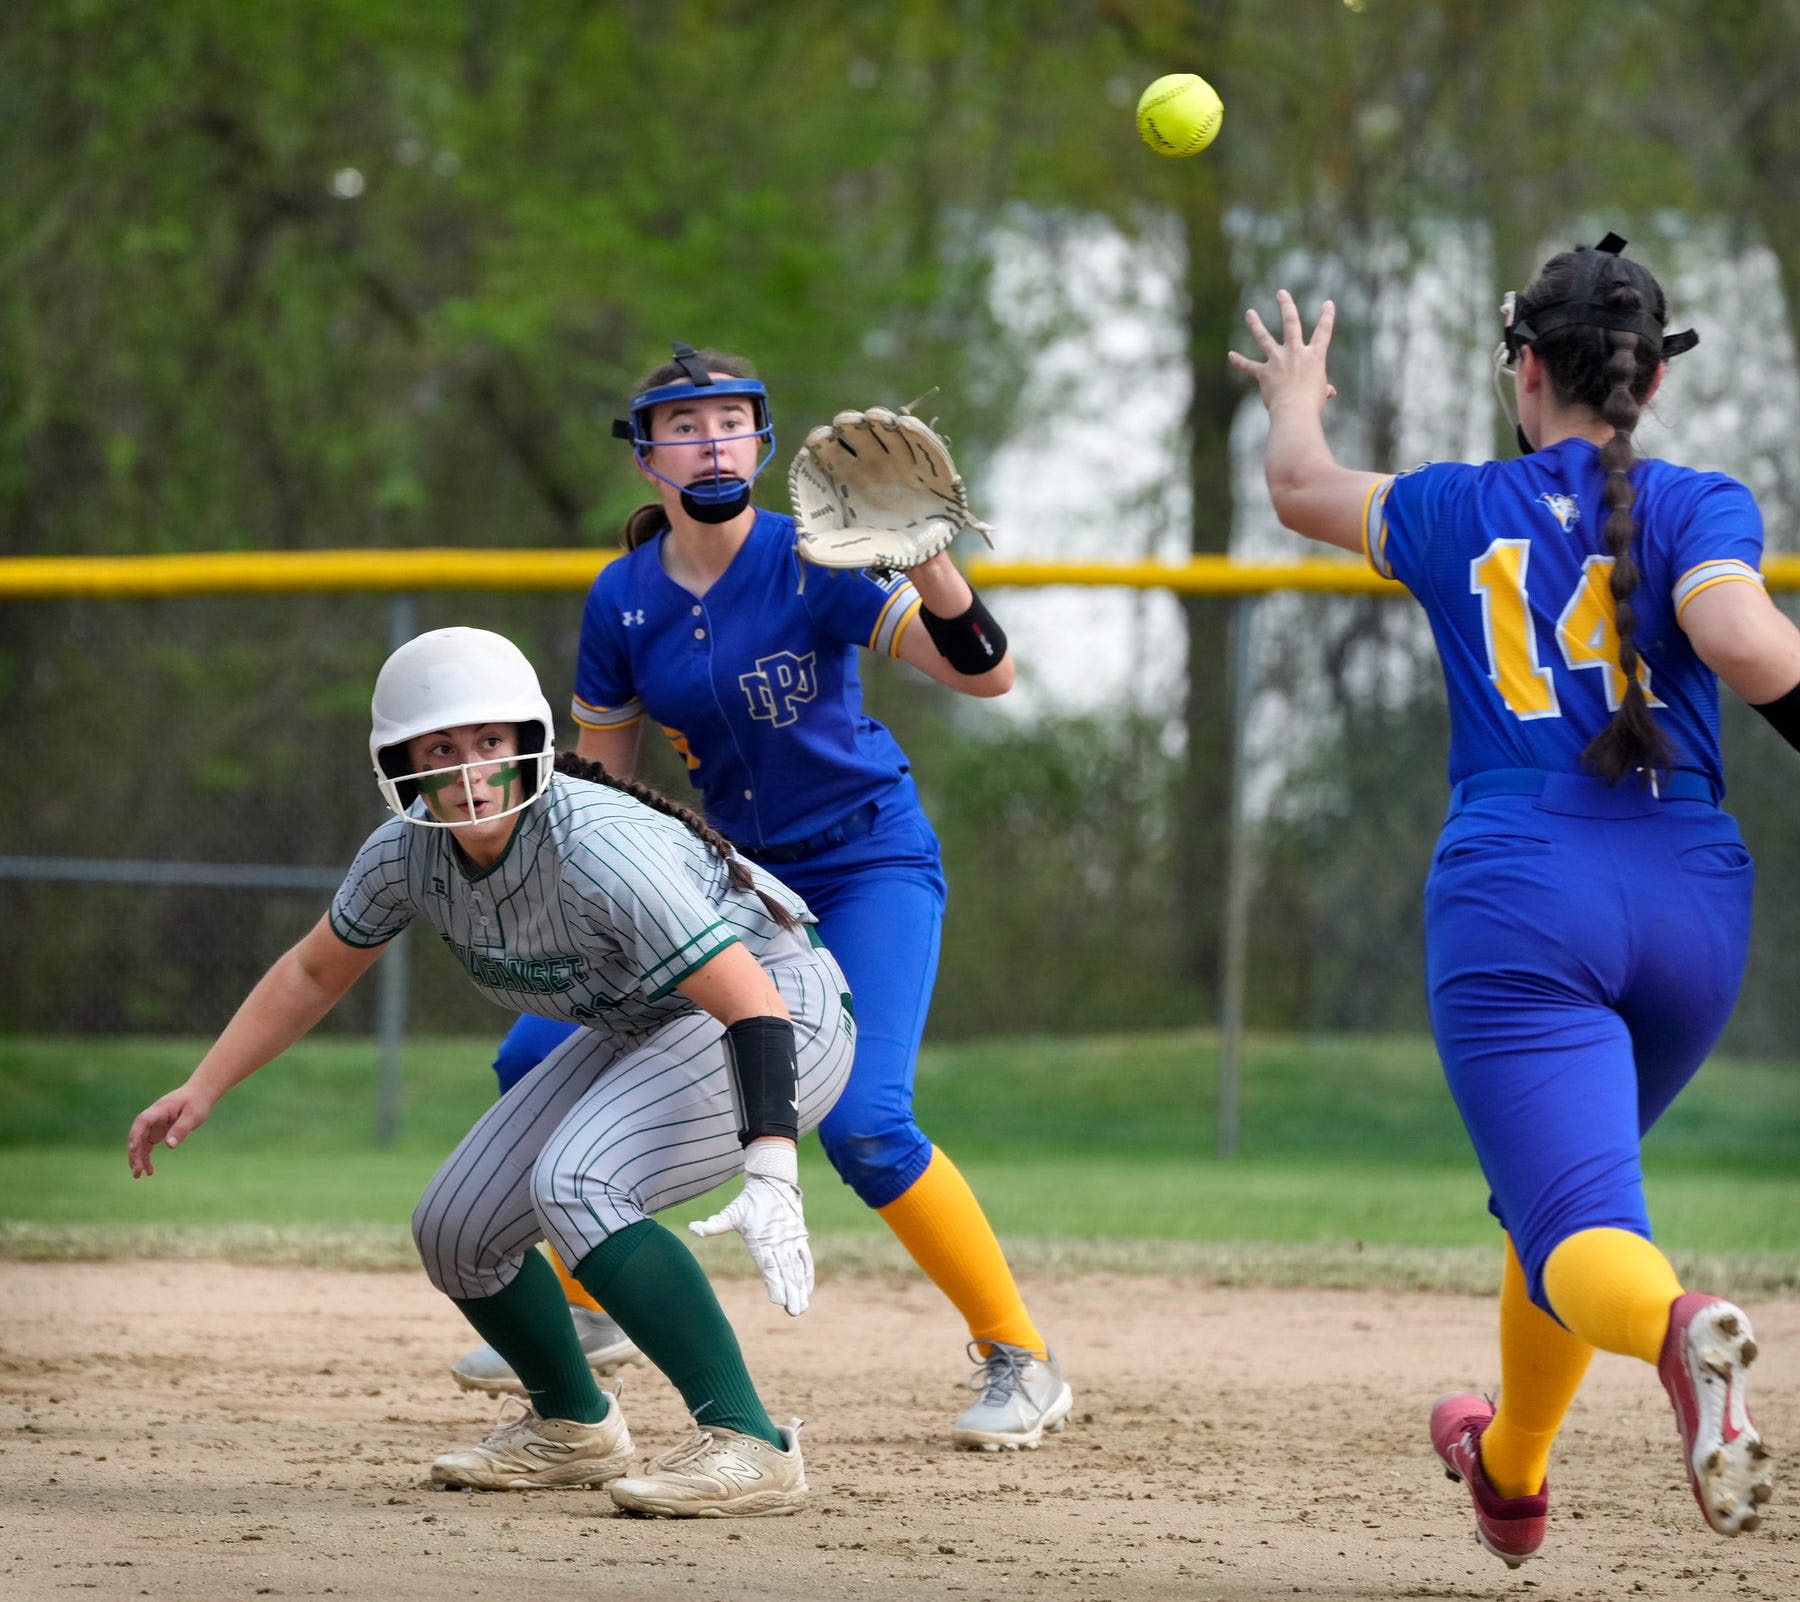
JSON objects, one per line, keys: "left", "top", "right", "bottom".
{"left": 1424, "top": 772, "right": 1753, "bottom": 1313}
{"left": 489, "top": 779, "right": 948, "bottom": 1210}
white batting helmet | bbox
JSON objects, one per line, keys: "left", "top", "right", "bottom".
{"left": 369, "top": 627, "right": 555, "bottom": 827}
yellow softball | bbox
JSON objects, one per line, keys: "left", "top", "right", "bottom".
{"left": 1136, "top": 72, "right": 1224, "bottom": 158}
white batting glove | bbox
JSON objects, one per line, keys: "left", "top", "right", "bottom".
{"left": 689, "top": 1140, "right": 813, "bottom": 1316}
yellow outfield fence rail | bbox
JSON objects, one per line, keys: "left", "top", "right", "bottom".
{"left": 8, "top": 546, "right": 1798, "bottom": 1158}
{"left": 4, "top": 549, "right": 1799, "bottom": 600}
{"left": 0, "top": 549, "right": 1398, "bottom": 597}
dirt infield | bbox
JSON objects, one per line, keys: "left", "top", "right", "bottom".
{"left": 1, "top": 1264, "right": 1794, "bottom": 1602}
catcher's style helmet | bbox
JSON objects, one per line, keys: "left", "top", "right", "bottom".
{"left": 612, "top": 341, "right": 777, "bottom": 524}
{"left": 1491, "top": 232, "right": 1698, "bottom": 453}
{"left": 369, "top": 627, "right": 555, "bottom": 829}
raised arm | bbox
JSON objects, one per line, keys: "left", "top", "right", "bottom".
{"left": 1228, "top": 290, "right": 1387, "bottom": 554}
{"left": 895, "top": 551, "right": 1015, "bottom": 696}
{"left": 127, "top": 914, "right": 384, "bottom": 1176}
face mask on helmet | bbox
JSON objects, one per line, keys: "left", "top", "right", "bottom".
{"left": 1493, "top": 233, "right": 1699, "bottom": 455}
{"left": 611, "top": 341, "right": 776, "bottom": 522}
{"left": 1491, "top": 288, "right": 1532, "bottom": 455}
{"left": 369, "top": 628, "right": 556, "bottom": 829}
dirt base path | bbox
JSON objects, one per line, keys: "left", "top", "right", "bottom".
{"left": 1, "top": 1263, "right": 1794, "bottom": 1601}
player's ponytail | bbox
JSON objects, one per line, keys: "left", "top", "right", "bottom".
{"left": 1583, "top": 310, "right": 1673, "bottom": 784}
{"left": 1521, "top": 250, "right": 1677, "bottom": 784}
{"left": 553, "top": 752, "right": 800, "bottom": 930}
{"left": 621, "top": 504, "right": 668, "bottom": 551}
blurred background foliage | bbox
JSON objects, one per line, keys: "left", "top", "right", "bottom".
{"left": 6, "top": 0, "right": 1800, "bottom": 1058}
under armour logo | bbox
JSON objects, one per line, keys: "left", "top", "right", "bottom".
{"left": 622, "top": 608, "right": 646, "bottom": 626}
{"left": 739, "top": 651, "right": 817, "bottom": 728}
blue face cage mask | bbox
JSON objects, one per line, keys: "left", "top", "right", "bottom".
{"left": 612, "top": 341, "right": 777, "bottom": 524}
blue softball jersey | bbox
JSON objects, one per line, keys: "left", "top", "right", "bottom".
{"left": 1363, "top": 436, "right": 1765, "bottom": 788}
{"left": 571, "top": 509, "right": 923, "bottom": 850}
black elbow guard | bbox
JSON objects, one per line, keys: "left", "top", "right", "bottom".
{"left": 920, "top": 587, "right": 1007, "bottom": 675}
{"left": 1751, "top": 680, "right": 1800, "bottom": 753}
{"left": 723, "top": 1015, "right": 799, "bottom": 1145}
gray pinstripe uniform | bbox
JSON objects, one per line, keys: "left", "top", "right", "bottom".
{"left": 328, "top": 773, "right": 856, "bottom": 1299}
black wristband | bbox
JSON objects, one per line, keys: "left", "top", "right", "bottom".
{"left": 920, "top": 587, "right": 1008, "bottom": 676}
{"left": 722, "top": 1015, "right": 799, "bottom": 1146}
{"left": 1750, "top": 680, "right": 1800, "bottom": 753}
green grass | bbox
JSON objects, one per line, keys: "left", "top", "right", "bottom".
{"left": 5, "top": 1147, "right": 1791, "bottom": 1256}
{"left": 2, "top": 1029, "right": 1796, "bottom": 1283}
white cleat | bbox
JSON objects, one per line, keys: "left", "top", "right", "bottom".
{"left": 451, "top": 1306, "right": 645, "bottom": 1396}
{"left": 609, "top": 1421, "right": 808, "bottom": 1518}
{"left": 1658, "top": 1293, "right": 1775, "bottom": 1535}
{"left": 430, "top": 1395, "right": 634, "bottom": 1491}
{"left": 952, "top": 1343, "right": 1073, "bottom": 1452}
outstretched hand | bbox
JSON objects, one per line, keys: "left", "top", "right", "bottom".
{"left": 688, "top": 1141, "right": 813, "bottom": 1316}
{"left": 1228, "top": 290, "right": 1339, "bottom": 411}
{"left": 128, "top": 1084, "right": 214, "bottom": 1177}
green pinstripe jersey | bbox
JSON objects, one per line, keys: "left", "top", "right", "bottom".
{"left": 329, "top": 773, "right": 813, "bottom": 1043}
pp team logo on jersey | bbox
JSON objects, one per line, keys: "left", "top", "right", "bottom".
{"left": 739, "top": 651, "right": 818, "bottom": 727}
{"left": 1538, "top": 492, "right": 1580, "bottom": 532}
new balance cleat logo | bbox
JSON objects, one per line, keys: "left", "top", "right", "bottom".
{"left": 713, "top": 1455, "right": 766, "bottom": 1489}
{"left": 521, "top": 1440, "right": 578, "bottom": 1462}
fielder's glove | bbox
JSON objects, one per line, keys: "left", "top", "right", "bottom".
{"left": 689, "top": 1140, "right": 814, "bottom": 1316}
{"left": 787, "top": 404, "right": 996, "bottom": 572}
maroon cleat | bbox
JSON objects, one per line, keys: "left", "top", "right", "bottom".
{"left": 1429, "top": 1392, "right": 1547, "bottom": 1568}
{"left": 1657, "top": 1293, "right": 1774, "bottom": 1535}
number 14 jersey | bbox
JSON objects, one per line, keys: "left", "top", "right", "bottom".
{"left": 1363, "top": 436, "right": 1765, "bottom": 792}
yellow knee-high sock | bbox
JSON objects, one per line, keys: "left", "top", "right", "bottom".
{"left": 1542, "top": 1227, "right": 1684, "bottom": 1365}
{"left": 876, "top": 1147, "right": 1045, "bottom": 1356}
{"left": 1482, "top": 1236, "right": 1594, "bottom": 1499}
{"left": 540, "top": 1241, "right": 605, "bottom": 1315}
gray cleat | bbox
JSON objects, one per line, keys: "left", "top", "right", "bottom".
{"left": 952, "top": 1342, "right": 1074, "bottom": 1452}
{"left": 451, "top": 1306, "right": 646, "bottom": 1397}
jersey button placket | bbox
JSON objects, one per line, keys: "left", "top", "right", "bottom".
{"left": 698, "top": 596, "right": 757, "bottom": 835}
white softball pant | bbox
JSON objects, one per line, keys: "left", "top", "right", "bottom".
{"left": 412, "top": 937, "right": 855, "bottom": 1299}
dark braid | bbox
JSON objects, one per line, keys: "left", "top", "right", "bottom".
{"left": 1522, "top": 253, "right": 1676, "bottom": 784}
{"left": 618, "top": 347, "right": 761, "bottom": 552}
{"left": 553, "top": 752, "right": 799, "bottom": 930}
{"left": 1584, "top": 313, "right": 1674, "bottom": 782}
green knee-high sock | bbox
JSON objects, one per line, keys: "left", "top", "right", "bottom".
{"left": 574, "top": 1219, "right": 780, "bottom": 1448}
{"left": 451, "top": 1248, "right": 608, "bottom": 1424}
